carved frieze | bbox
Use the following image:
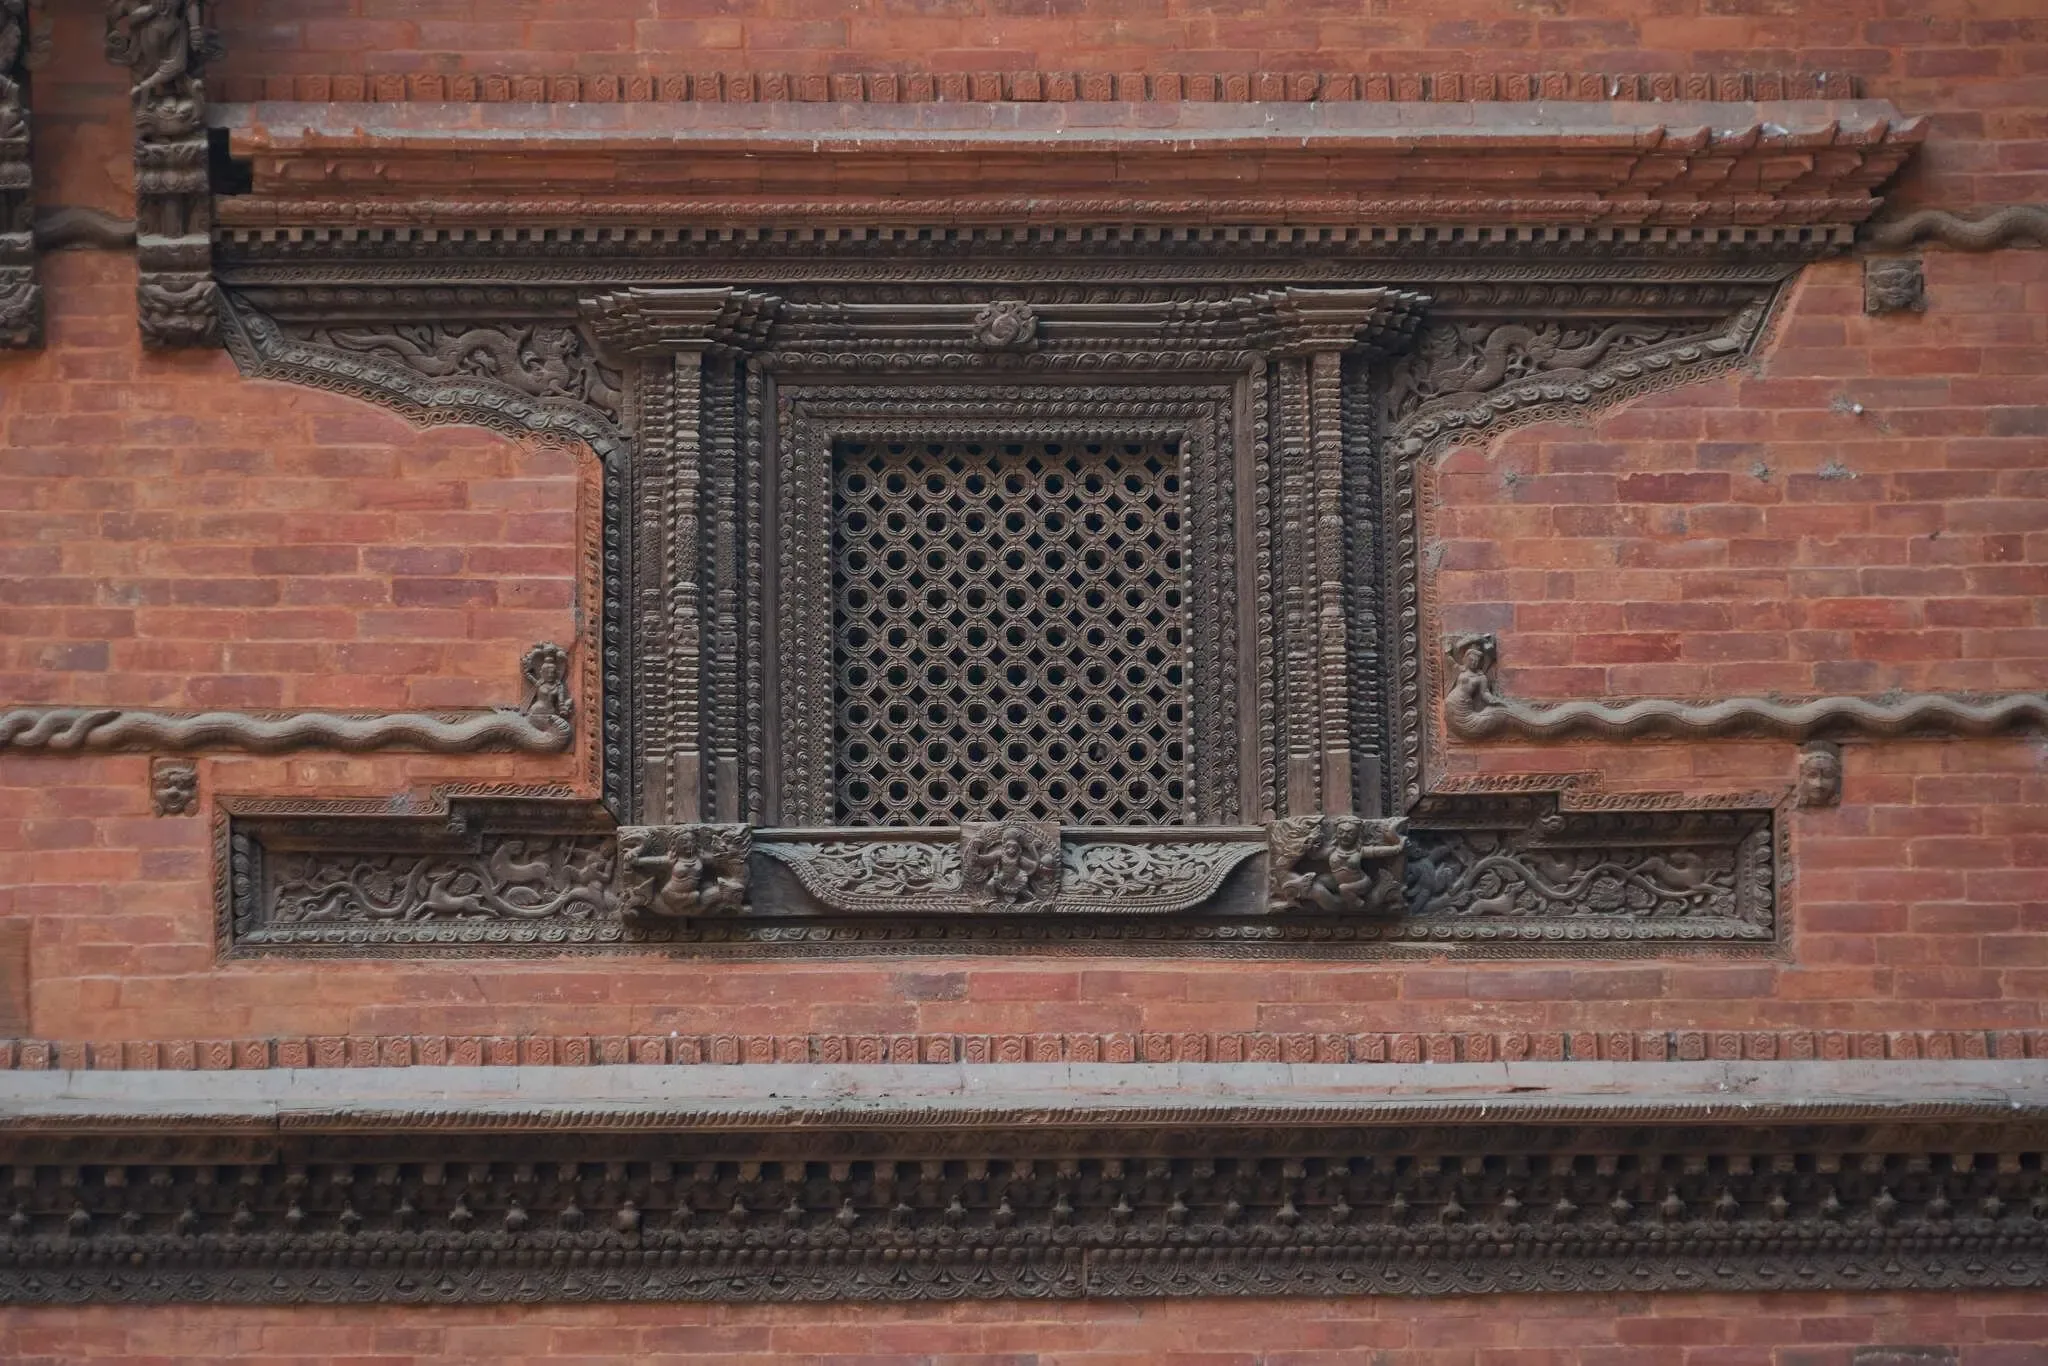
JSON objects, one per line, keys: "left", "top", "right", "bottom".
{"left": 304, "top": 323, "right": 625, "bottom": 422}
{"left": 105, "top": 0, "right": 218, "bottom": 347}
{"left": 1443, "top": 633, "right": 2048, "bottom": 742}
{"left": 1, "top": 1103, "right": 2041, "bottom": 1302}
{"left": 221, "top": 799, "right": 1774, "bottom": 955}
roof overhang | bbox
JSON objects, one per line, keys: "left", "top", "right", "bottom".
{"left": 215, "top": 98, "right": 1926, "bottom": 237}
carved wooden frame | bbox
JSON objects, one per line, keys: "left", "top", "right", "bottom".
{"left": 771, "top": 391, "right": 1239, "bottom": 826}
{"left": 207, "top": 239, "right": 1826, "bottom": 954}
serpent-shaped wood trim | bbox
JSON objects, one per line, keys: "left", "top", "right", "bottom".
{"left": 1443, "top": 634, "right": 2048, "bottom": 741}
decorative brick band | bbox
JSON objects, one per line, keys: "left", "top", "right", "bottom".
{"left": 217, "top": 68, "right": 1857, "bottom": 108}
{"left": 7, "top": 1027, "right": 2040, "bottom": 1073}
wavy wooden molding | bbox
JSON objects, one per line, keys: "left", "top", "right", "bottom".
{"left": 1443, "top": 634, "right": 2048, "bottom": 742}
{"left": 32, "top": 204, "right": 135, "bottom": 250}
{"left": 0, "top": 643, "right": 573, "bottom": 754}
{"left": 1861, "top": 205, "right": 2048, "bottom": 251}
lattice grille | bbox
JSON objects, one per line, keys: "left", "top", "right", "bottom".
{"left": 833, "top": 440, "right": 1189, "bottom": 825}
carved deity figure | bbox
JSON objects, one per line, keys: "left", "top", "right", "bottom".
{"left": 1267, "top": 814, "right": 1407, "bottom": 916}
{"left": 1796, "top": 741, "right": 1843, "bottom": 809}
{"left": 105, "top": 0, "right": 215, "bottom": 137}
{"left": 149, "top": 757, "right": 197, "bottom": 816}
{"left": 1443, "top": 632, "right": 1504, "bottom": 729}
{"left": 520, "top": 642, "right": 573, "bottom": 727}
{"left": 617, "top": 824, "right": 751, "bottom": 919}
{"left": 960, "top": 821, "right": 1062, "bottom": 906}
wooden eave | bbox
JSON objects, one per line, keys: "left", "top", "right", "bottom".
{"left": 213, "top": 98, "right": 1926, "bottom": 231}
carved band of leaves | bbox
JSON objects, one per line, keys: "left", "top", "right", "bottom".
{"left": 1387, "top": 301, "right": 1769, "bottom": 460}
{"left": 757, "top": 836, "right": 1262, "bottom": 916}
{"left": 1861, "top": 205, "right": 2048, "bottom": 251}
{"left": 219, "top": 299, "right": 628, "bottom": 464}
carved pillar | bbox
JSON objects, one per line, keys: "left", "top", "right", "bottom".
{"left": 106, "top": 0, "right": 218, "bottom": 347}
{"left": 1266, "top": 288, "right": 1424, "bottom": 817}
{"left": 0, "top": 0, "right": 40, "bottom": 347}
{"left": 582, "top": 287, "right": 780, "bottom": 824}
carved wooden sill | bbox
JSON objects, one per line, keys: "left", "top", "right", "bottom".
{"left": 219, "top": 794, "right": 1775, "bottom": 958}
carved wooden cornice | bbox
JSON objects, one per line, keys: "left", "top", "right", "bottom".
{"left": 0, "top": 1061, "right": 2042, "bottom": 1303}
{"left": 0, "top": 0, "right": 40, "bottom": 347}
{"left": 105, "top": 0, "right": 218, "bottom": 347}
{"left": 1442, "top": 634, "right": 2048, "bottom": 743}
{"left": 212, "top": 99, "right": 1925, "bottom": 237}
{"left": 0, "top": 643, "right": 573, "bottom": 754}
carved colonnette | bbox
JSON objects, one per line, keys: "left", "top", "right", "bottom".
{"left": 1, "top": 1090, "right": 2042, "bottom": 1302}
{"left": 0, "top": 0, "right": 39, "bottom": 346}
{"left": 105, "top": 0, "right": 218, "bottom": 346}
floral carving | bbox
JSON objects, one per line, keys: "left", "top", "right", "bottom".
{"left": 306, "top": 323, "right": 625, "bottom": 421}
{"left": 616, "top": 824, "right": 751, "bottom": 918}
{"left": 1406, "top": 831, "right": 1738, "bottom": 922}
{"left": 268, "top": 839, "right": 613, "bottom": 925}
{"left": 0, "top": 0, "right": 37, "bottom": 347}
{"left": 1384, "top": 319, "right": 1682, "bottom": 422}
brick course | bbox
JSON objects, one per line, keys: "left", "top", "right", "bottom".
{"left": 3, "top": 1293, "right": 2045, "bottom": 1363}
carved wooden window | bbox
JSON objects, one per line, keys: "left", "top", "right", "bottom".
{"left": 832, "top": 439, "right": 1189, "bottom": 826}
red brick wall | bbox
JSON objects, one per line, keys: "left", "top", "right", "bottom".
{"left": 6, "top": 0, "right": 2047, "bottom": 1352}
{"left": 7, "top": 250, "right": 2042, "bottom": 1044}
{"left": 6, "top": 1291, "right": 2047, "bottom": 1363}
